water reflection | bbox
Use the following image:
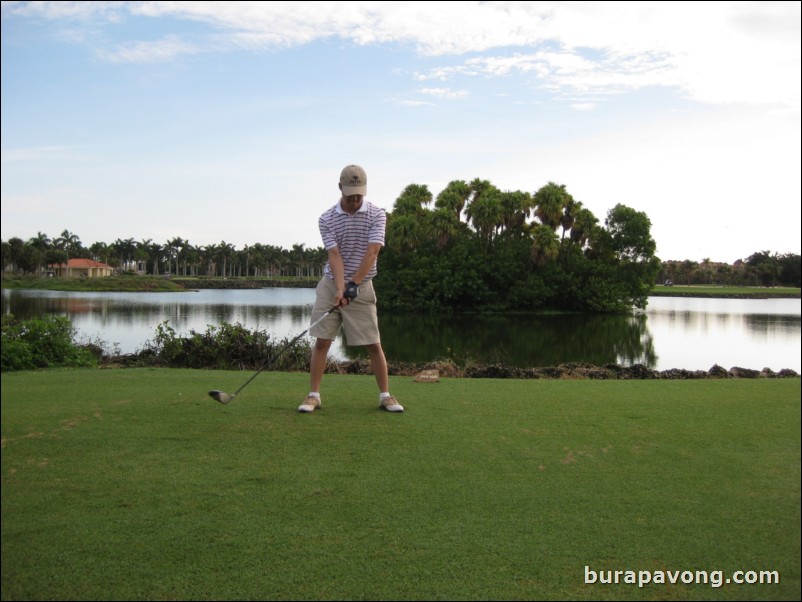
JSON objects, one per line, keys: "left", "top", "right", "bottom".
{"left": 643, "top": 297, "right": 800, "bottom": 371}
{"left": 2, "top": 288, "right": 800, "bottom": 371}
{"left": 1, "top": 289, "right": 319, "bottom": 356}
{"left": 373, "top": 312, "right": 656, "bottom": 368}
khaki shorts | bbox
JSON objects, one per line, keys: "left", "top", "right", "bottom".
{"left": 309, "top": 277, "right": 381, "bottom": 346}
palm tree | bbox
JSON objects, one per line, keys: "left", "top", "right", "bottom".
{"left": 134, "top": 240, "right": 151, "bottom": 274}
{"left": 569, "top": 207, "right": 599, "bottom": 248}
{"left": 530, "top": 224, "right": 560, "bottom": 267}
{"left": 28, "top": 232, "right": 52, "bottom": 253}
{"left": 5, "top": 237, "right": 25, "bottom": 273}
{"left": 249, "top": 243, "right": 268, "bottom": 277}
{"left": 263, "top": 245, "right": 283, "bottom": 277}
{"left": 28, "top": 232, "right": 53, "bottom": 274}
{"left": 113, "top": 238, "right": 137, "bottom": 272}
{"left": 702, "top": 257, "right": 710, "bottom": 284}
{"left": 533, "top": 182, "right": 571, "bottom": 231}
{"left": 435, "top": 180, "right": 471, "bottom": 222}
{"left": 56, "top": 229, "right": 83, "bottom": 258}
{"left": 290, "top": 243, "right": 306, "bottom": 277}
{"left": 89, "top": 241, "right": 111, "bottom": 265}
{"left": 137, "top": 240, "right": 156, "bottom": 274}
{"left": 184, "top": 243, "right": 201, "bottom": 276}
{"left": 239, "top": 245, "right": 252, "bottom": 277}
{"left": 386, "top": 213, "right": 422, "bottom": 253}
{"left": 165, "top": 237, "right": 186, "bottom": 276}
{"left": 499, "top": 190, "right": 532, "bottom": 233}
{"left": 201, "top": 244, "right": 217, "bottom": 276}
{"left": 466, "top": 191, "right": 502, "bottom": 246}
{"left": 310, "top": 246, "right": 327, "bottom": 277}
{"left": 174, "top": 239, "right": 192, "bottom": 276}
{"left": 215, "top": 242, "right": 236, "bottom": 278}
{"left": 429, "top": 208, "right": 460, "bottom": 249}
{"left": 680, "top": 260, "right": 698, "bottom": 285}
{"left": 17, "top": 243, "right": 44, "bottom": 275}
{"left": 467, "top": 178, "right": 495, "bottom": 202}
{"left": 560, "top": 197, "right": 581, "bottom": 240}
{"left": 393, "top": 184, "right": 433, "bottom": 216}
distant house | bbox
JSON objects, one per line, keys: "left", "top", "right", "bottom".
{"left": 51, "top": 258, "right": 114, "bottom": 278}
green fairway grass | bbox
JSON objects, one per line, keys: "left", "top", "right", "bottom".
{"left": 2, "top": 369, "right": 800, "bottom": 601}
{"left": 651, "top": 284, "right": 800, "bottom": 298}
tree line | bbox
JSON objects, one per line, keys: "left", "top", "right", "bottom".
{"left": 658, "top": 253, "right": 800, "bottom": 288}
{"left": 0, "top": 232, "right": 328, "bottom": 279}
{"left": 2, "top": 179, "right": 799, "bottom": 311}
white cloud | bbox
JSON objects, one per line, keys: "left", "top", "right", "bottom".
{"left": 5, "top": 1, "right": 798, "bottom": 106}
{"left": 418, "top": 87, "right": 469, "bottom": 100}
{"left": 2, "top": 0, "right": 122, "bottom": 20}
{"left": 98, "top": 34, "right": 201, "bottom": 63}
{"left": 415, "top": 50, "right": 676, "bottom": 98}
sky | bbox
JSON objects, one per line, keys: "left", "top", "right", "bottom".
{"left": 1, "top": 1, "right": 800, "bottom": 263}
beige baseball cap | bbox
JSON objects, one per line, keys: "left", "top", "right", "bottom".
{"left": 340, "top": 164, "right": 367, "bottom": 196}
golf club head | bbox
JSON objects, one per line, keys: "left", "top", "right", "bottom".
{"left": 208, "top": 390, "right": 234, "bottom": 404}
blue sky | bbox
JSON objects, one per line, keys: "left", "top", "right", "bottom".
{"left": 2, "top": 1, "right": 800, "bottom": 262}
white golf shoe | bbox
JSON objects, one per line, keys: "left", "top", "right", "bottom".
{"left": 298, "top": 396, "right": 321, "bottom": 413}
{"left": 380, "top": 395, "right": 404, "bottom": 413}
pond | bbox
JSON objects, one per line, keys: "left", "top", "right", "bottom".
{"left": 2, "top": 288, "right": 800, "bottom": 372}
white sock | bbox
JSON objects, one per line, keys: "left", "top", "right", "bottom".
{"left": 308, "top": 392, "right": 321, "bottom": 398}
{"left": 379, "top": 392, "right": 391, "bottom": 401}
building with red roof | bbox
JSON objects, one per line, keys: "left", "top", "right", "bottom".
{"left": 50, "top": 258, "right": 114, "bottom": 278}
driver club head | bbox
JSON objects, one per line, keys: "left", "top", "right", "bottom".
{"left": 208, "top": 390, "right": 234, "bottom": 404}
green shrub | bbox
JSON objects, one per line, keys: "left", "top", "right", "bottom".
{"left": 147, "top": 321, "right": 313, "bottom": 372}
{"left": 1, "top": 314, "right": 97, "bottom": 372}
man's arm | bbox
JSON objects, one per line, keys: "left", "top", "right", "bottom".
{"left": 327, "top": 247, "right": 347, "bottom": 306}
{"left": 350, "top": 242, "right": 382, "bottom": 285}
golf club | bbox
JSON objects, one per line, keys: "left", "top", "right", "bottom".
{"left": 208, "top": 305, "right": 339, "bottom": 404}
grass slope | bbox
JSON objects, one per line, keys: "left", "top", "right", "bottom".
{"left": 2, "top": 369, "right": 800, "bottom": 601}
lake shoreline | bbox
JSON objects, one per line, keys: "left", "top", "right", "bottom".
{"left": 100, "top": 353, "right": 800, "bottom": 380}
{"left": 2, "top": 276, "right": 800, "bottom": 298}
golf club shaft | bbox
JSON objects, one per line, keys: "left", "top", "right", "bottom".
{"left": 230, "top": 305, "right": 338, "bottom": 397}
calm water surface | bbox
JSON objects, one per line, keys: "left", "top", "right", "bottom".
{"left": 2, "top": 288, "right": 800, "bottom": 372}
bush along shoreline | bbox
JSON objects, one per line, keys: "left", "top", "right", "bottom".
{"left": 2, "top": 314, "right": 799, "bottom": 378}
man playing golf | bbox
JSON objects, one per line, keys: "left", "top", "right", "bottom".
{"left": 298, "top": 164, "right": 404, "bottom": 413}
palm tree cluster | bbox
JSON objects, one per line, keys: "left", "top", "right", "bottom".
{"left": 1, "top": 231, "right": 328, "bottom": 279}
{"left": 387, "top": 179, "right": 600, "bottom": 256}
{"left": 378, "top": 179, "right": 661, "bottom": 312}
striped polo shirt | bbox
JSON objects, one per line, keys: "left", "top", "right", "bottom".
{"left": 319, "top": 199, "right": 386, "bottom": 282}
